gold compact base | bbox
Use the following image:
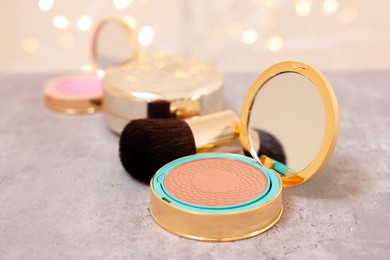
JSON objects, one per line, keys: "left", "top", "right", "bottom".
{"left": 150, "top": 183, "right": 283, "bottom": 242}
{"left": 150, "top": 205, "right": 283, "bottom": 242}
{"left": 46, "top": 96, "right": 102, "bottom": 114}
{"left": 44, "top": 74, "right": 103, "bottom": 115}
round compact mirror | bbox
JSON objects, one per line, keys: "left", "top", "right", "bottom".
{"left": 241, "top": 61, "right": 339, "bottom": 187}
{"left": 92, "top": 17, "right": 140, "bottom": 71}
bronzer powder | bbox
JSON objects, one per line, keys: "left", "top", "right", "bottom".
{"left": 164, "top": 158, "right": 269, "bottom": 207}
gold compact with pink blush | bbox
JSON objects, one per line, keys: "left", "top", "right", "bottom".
{"left": 150, "top": 61, "right": 340, "bottom": 242}
{"left": 44, "top": 18, "right": 140, "bottom": 114}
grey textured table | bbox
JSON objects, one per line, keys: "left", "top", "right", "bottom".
{"left": 0, "top": 71, "right": 389, "bottom": 259}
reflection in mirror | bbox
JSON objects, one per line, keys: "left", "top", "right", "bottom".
{"left": 245, "top": 128, "right": 286, "bottom": 163}
{"left": 248, "top": 72, "right": 325, "bottom": 173}
{"left": 96, "top": 21, "right": 135, "bottom": 69}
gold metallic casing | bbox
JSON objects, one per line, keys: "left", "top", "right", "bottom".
{"left": 149, "top": 61, "right": 340, "bottom": 242}
{"left": 150, "top": 174, "right": 283, "bottom": 242}
{"left": 91, "top": 17, "right": 140, "bottom": 70}
{"left": 44, "top": 75, "right": 102, "bottom": 114}
{"left": 186, "top": 110, "right": 240, "bottom": 152}
{"left": 103, "top": 54, "right": 224, "bottom": 134}
{"left": 44, "top": 17, "right": 139, "bottom": 115}
{"left": 240, "top": 61, "right": 339, "bottom": 187}
{"left": 45, "top": 95, "right": 102, "bottom": 114}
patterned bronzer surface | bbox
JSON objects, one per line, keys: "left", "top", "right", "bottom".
{"left": 164, "top": 158, "right": 268, "bottom": 207}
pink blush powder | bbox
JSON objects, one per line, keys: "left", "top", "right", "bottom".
{"left": 164, "top": 158, "right": 269, "bottom": 207}
{"left": 54, "top": 77, "right": 102, "bottom": 97}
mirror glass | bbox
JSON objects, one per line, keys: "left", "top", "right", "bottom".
{"left": 248, "top": 72, "right": 325, "bottom": 173}
{"left": 95, "top": 21, "right": 135, "bottom": 69}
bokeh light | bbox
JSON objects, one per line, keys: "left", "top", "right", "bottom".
{"left": 341, "top": 6, "right": 358, "bottom": 23}
{"left": 267, "top": 37, "right": 284, "bottom": 51}
{"left": 77, "top": 15, "right": 92, "bottom": 31}
{"left": 53, "top": 16, "right": 69, "bottom": 29}
{"left": 58, "top": 32, "right": 74, "bottom": 49}
{"left": 22, "top": 37, "right": 39, "bottom": 53}
{"left": 38, "top": 0, "right": 54, "bottom": 11}
{"left": 81, "top": 65, "right": 94, "bottom": 71}
{"left": 261, "top": 13, "right": 276, "bottom": 28}
{"left": 241, "top": 29, "right": 258, "bottom": 45}
{"left": 122, "top": 15, "right": 137, "bottom": 30}
{"left": 138, "top": 26, "right": 155, "bottom": 46}
{"left": 296, "top": 0, "right": 312, "bottom": 17}
{"left": 323, "top": 0, "right": 339, "bottom": 14}
{"left": 262, "top": 0, "right": 278, "bottom": 8}
{"left": 113, "top": 0, "right": 133, "bottom": 10}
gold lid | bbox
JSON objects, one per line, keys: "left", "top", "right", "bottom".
{"left": 240, "top": 61, "right": 339, "bottom": 187}
{"left": 103, "top": 53, "right": 224, "bottom": 134}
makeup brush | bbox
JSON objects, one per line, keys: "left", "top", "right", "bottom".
{"left": 119, "top": 110, "right": 240, "bottom": 183}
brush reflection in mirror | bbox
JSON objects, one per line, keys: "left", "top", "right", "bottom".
{"left": 246, "top": 128, "right": 287, "bottom": 165}
{"left": 248, "top": 72, "right": 326, "bottom": 173}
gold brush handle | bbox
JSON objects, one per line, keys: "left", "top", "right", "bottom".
{"left": 185, "top": 110, "right": 240, "bottom": 152}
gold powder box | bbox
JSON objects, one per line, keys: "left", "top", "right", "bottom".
{"left": 103, "top": 53, "right": 224, "bottom": 134}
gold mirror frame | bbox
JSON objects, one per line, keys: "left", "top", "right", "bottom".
{"left": 91, "top": 17, "right": 140, "bottom": 70}
{"left": 240, "top": 61, "right": 339, "bottom": 187}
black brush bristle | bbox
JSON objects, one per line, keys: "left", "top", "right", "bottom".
{"left": 244, "top": 129, "right": 287, "bottom": 164}
{"left": 119, "top": 118, "right": 196, "bottom": 183}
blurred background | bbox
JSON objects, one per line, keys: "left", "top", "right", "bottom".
{"left": 1, "top": 0, "right": 390, "bottom": 73}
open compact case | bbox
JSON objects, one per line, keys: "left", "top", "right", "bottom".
{"left": 44, "top": 17, "right": 139, "bottom": 114}
{"left": 149, "top": 61, "right": 339, "bottom": 241}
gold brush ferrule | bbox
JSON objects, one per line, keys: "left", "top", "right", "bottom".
{"left": 170, "top": 99, "right": 201, "bottom": 119}
{"left": 185, "top": 110, "right": 240, "bottom": 152}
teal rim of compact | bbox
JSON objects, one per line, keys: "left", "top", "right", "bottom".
{"left": 152, "top": 153, "right": 281, "bottom": 214}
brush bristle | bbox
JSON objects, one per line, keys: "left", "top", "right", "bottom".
{"left": 119, "top": 118, "right": 196, "bottom": 183}
{"left": 244, "top": 129, "right": 287, "bottom": 165}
